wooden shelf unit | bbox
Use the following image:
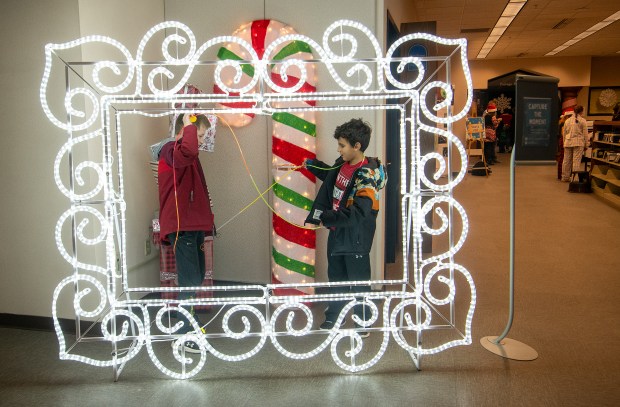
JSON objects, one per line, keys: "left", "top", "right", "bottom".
{"left": 590, "top": 121, "right": 620, "bottom": 209}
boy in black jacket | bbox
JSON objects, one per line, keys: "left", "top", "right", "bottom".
{"left": 304, "top": 118, "right": 387, "bottom": 336}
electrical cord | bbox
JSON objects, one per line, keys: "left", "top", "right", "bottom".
{"left": 215, "top": 114, "right": 344, "bottom": 232}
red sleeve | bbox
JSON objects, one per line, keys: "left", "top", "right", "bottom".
{"left": 172, "top": 125, "right": 199, "bottom": 168}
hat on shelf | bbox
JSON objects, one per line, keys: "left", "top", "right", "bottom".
{"left": 486, "top": 102, "right": 497, "bottom": 113}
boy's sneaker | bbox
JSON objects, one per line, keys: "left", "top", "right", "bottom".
{"left": 171, "top": 340, "right": 202, "bottom": 354}
{"left": 320, "top": 320, "right": 335, "bottom": 330}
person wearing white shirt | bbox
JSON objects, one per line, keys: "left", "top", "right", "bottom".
{"left": 561, "top": 105, "right": 588, "bottom": 182}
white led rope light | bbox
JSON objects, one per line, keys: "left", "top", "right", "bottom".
{"left": 44, "top": 20, "right": 476, "bottom": 379}
{"left": 419, "top": 197, "right": 469, "bottom": 268}
{"left": 55, "top": 206, "right": 108, "bottom": 275}
{"left": 52, "top": 275, "right": 145, "bottom": 367}
{"left": 54, "top": 130, "right": 105, "bottom": 201}
{"left": 392, "top": 264, "right": 476, "bottom": 356}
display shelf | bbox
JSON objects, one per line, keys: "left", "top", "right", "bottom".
{"left": 592, "top": 140, "right": 620, "bottom": 147}
{"left": 591, "top": 173, "right": 620, "bottom": 188}
{"left": 592, "top": 165, "right": 620, "bottom": 179}
{"left": 591, "top": 181, "right": 620, "bottom": 207}
{"left": 590, "top": 121, "right": 620, "bottom": 209}
{"left": 591, "top": 157, "right": 620, "bottom": 168}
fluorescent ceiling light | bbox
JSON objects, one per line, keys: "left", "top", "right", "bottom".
{"left": 477, "top": 0, "right": 527, "bottom": 59}
{"left": 504, "top": 2, "right": 526, "bottom": 16}
{"left": 496, "top": 16, "right": 514, "bottom": 28}
{"left": 546, "top": 10, "right": 620, "bottom": 56}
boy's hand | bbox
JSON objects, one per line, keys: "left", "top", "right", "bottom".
{"left": 182, "top": 113, "right": 193, "bottom": 127}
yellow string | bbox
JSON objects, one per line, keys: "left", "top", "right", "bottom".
{"left": 215, "top": 114, "right": 341, "bottom": 231}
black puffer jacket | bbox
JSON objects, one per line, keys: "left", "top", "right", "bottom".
{"left": 305, "top": 157, "right": 387, "bottom": 256}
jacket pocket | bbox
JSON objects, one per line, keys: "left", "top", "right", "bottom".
{"left": 330, "top": 227, "right": 363, "bottom": 256}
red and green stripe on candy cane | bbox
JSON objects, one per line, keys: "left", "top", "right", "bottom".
{"left": 215, "top": 20, "right": 317, "bottom": 295}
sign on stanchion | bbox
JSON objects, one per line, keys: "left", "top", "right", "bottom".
{"left": 481, "top": 75, "right": 558, "bottom": 360}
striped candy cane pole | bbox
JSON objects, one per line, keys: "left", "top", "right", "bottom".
{"left": 215, "top": 20, "right": 317, "bottom": 295}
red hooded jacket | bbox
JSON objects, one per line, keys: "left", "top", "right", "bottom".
{"left": 158, "top": 125, "right": 215, "bottom": 242}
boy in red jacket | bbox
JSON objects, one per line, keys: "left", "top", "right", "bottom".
{"left": 158, "top": 113, "right": 215, "bottom": 353}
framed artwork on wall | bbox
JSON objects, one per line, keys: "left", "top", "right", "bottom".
{"left": 587, "top": 87, "right": 620, "bottom": 116}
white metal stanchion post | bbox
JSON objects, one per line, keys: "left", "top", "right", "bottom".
{"left": 480, "top": 148, "right": 538, "bottom": 360}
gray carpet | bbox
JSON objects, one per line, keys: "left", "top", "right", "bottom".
{"left": 1, "top": 156, "right": 619, "bottom": 406}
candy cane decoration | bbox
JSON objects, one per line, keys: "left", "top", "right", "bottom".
{"left": 215, "top": 20, "right": 317, "bottom": 295}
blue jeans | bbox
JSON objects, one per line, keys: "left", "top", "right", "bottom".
{"left": 167, "top": 231, "right": 205, "bottom": 333}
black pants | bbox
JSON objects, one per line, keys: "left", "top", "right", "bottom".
{"left": 484, "top": 141, "right": 495, "bottom": 164}
{"left": 324, "top": 230, "right": 371, "bottom": 322}
{"left": 168, "top": 231, "right": 205, "bottom": 333}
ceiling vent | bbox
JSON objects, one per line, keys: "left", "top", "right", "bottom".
{"left": 552, "top": 18, "right": 573, "bottom": 29}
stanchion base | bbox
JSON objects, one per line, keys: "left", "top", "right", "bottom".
{"left": 480, "top": 336, "right": 538, "bottom": 361}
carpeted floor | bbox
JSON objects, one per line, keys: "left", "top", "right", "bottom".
{"left": 0, "top": 155, "right": 618, "bottom": 406}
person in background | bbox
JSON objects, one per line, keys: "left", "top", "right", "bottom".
{"left": 557, "top": 108, "right": 573, "bottom": 180}
{"left": 561, "top": 105, "right": 588, "bottom": 182}
{"left": 483, "top": 103, "right": 500, "bottom": 165}
{"left": 499, "top": 108, "right": 513, "bottom": 153}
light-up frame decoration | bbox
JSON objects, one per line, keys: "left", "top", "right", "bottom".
{"left": 42, "top": 20, "right": 475, "bottom": 380}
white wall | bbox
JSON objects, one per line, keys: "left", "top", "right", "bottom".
{"left": 0, "top": 0, "right": 82, "bottom": 318}
{"left": 0, "top": 0, "right": 387, "bottom": 320}
{"left": 75, "top": 0, "right": 167, "bottom": 292}
{"left": 0, "top": 0, "right": 165, "bottom": 319}
{"left": 164, "top": 0, "right": 385, "bottom": 284}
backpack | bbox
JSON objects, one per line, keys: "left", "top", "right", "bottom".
{"left": 470, "top": 160, "right": 491, "bottom": 176}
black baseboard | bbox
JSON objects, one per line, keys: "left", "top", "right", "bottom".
{"left": 0, "top": 281, "right": 259, "bottom": 333}
{"left": 0, "top": 280, "right": 377, "bottom": 333}
{"left": 0, "top": 312, "right": 101, "bottom": 335}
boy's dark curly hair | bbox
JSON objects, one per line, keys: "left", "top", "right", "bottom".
{"left": 333, "top": 118, "right": 372, "bottom": 152}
